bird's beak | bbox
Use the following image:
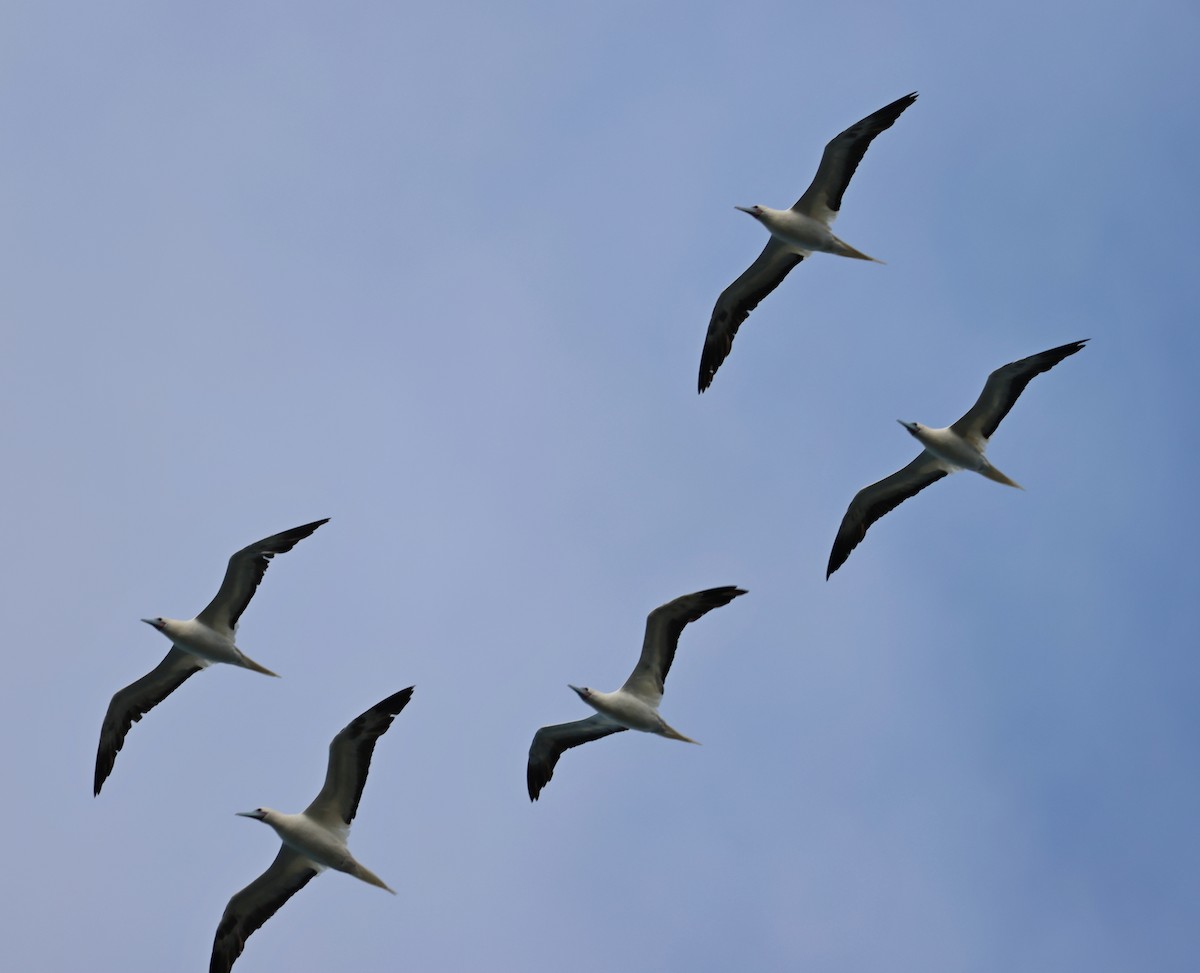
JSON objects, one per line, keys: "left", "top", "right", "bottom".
{"left": 236, "top": 810, "right": 265, "bottom": 820}
{"left": 898, "top": 420, "right": 919, "bottom": 435}
{"left": 734, "top": 206, "right": 754, "bottom": 216}
{"left": 140, "top": 618, "right": 157, "bottom": 628}
{"left": 568, "top": 684, "right": 586, "bottom": 698}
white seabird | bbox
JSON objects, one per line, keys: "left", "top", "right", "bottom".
{"left": 826, "top": 340, "right": 1088, "bottom": 578}
{"left": 698, "top": 92, "right": 917, "bottom": 392}
{"left": 527, "top": 586, "right": 746, "bottom": 801}
{"left": 209, "top": 687, "right": 412, "bottom": 973}
{"left": 94, "top": 518, "right": 329, "bottom": 795}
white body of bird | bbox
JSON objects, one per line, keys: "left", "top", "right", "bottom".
{"left": 237, "top": 808, "right": 393, "bottom": 893}
{"left": 569, "top": 685, "right": 698, "bottom": 744}
{"left": 899, "top": 422, "right": 1021, "bottom": 488}
{"left": 735, "top": 205, "right": 880, "bottom": 262}
{"left": 142, "top": 616, "right": 278, "bottom": 675}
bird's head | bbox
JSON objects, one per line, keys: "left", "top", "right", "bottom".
{"left": 141, "top": 617, "right": 167, "bottom": 631}
{"left": 734, "top": 205, "right": 765, "bottom": 220}
{"left": 236, "top": 808, "right": 271, "bottom": 822}
{"left": 568, "top": 684, "right": 592, "bottom": 701}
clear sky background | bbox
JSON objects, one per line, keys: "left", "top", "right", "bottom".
{"left": 2, "top": 1, "right": 1197, "bottom": 970}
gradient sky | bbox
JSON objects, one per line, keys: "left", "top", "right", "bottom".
{"left": 3, "top": 2, "right": 1198, "bottom": 970}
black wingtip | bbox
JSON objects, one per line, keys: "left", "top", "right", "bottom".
{"left": 698, "top": 327, "right": 734, "bottom": 394}
{"left": 280, "top": 518, "right": 331, "bottom": 546}
{"left": 826, "top": 538, "right": 854, "bottom": 580}
{"left": 94, "top": 745, "right": 118, "bottom": 795}
{"left": 527, "top": 765, "right": 546, "bottom": 802}
{"left": 1013, "top": 339, "right": 1089, "bottom": 381}
{"left": 865, "top": 91, "right": 919, "bottom": 126}
{"left": 377, "top": 686, "right": 415, "bottom": 715}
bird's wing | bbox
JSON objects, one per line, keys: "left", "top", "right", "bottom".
{"left": 827, "top": 452, "right": 949, "bottom": 578}
{"left": 94, "top": 647, "right": 209, "bottom": 795}
{"left": 792, "top": 92, "right": 917, "bottom": 224}
{"left": 303, "top": 687, "right": 414, "bottom": 829}
{"left": 620, "top": 586, "right": 747, "bottom": 703}
{"left": 195, "top": 518, "right": 329, "bottom": 636}
{"left": 699, "top": 239, "right": 805, "bottom": 392}
{"left": 527, "top": 714, "right": 627, "bottom": 801}
{"left": 951, "top": 340, "right": 1088, "bottom": 443}
{"left": 209, "top": 845, "right": 320, "bottom": 973}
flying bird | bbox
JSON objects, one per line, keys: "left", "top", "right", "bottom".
{"left": 527, "top": 586, "right": 746, "bottom": 801}
{"left": 826, "top": 340, "right": 1088, "bottom": 578}
{"left": 698, "top": 92, "right": 917, "bottom": 392}
{"left": 209, "top": 687, "right": 413, "bottom": 973}
{"left": 94, "top": 518, "right": 329, "bottom": 795}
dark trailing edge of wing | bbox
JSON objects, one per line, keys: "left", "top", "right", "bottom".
{"left": 638, "top": 586, "right": 748, "bottom": 692}
{"left": 526, "top": 717, "right": 628, "bottom": 801}
{"left": 826, "top": 462, "right": 949, "bottom": 579}
{"left": 333, "top": 686, "right": 414, "bottom": 826}
{"left": 969, "top": 340, "right": 1089, "bottom": 441}
{"left": 699, "top": 247, "right": 804, "bottom": 392}
{"left": 809, "top": 92, "right": 917, "bottom": 215}
{"left": 94, "top": 649, "right": 206, "bottom": 796}
{"left": 209, "top": 849, "right": 319, "bottom": 973}
{"left": 202, "top": 518, "right": 330, "bottom": 631}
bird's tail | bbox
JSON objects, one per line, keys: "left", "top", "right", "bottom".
{"left": 980, "top": 463, "right": 1024, "bottom": 489}
{"left": 351, "top": 861, "right": 397, "bottom": 894}
{"left": 830, "top": 236, "right": 884, "bottom": 263}
{"left": 659, "top": 721, "right": 701, "bottom": 745}
{"left": 235, "top": 650, "right": 280, "bottom": 677}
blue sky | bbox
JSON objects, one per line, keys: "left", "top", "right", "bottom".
{"left": 2, "top": 1, "right": 1198, "bottom": 970}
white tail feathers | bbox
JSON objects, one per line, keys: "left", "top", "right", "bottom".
{"left": 980, "top": 464, "right": 1024, "bottom": 489}
{"left": 235, "top": 651, "right": 280, "bottom": 677}
{"left": 352, "top": 862, "right": 396, "bottom": 894}
{"left": 830, "top": 236, "right": 884, "bottom": 263}
{"left": 659, "top": 722, "right": 701, "bottom": 745}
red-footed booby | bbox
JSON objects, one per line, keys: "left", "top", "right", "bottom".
{"left": 94, "top": 518, "right": 329, "bottom": 795}
{"left": 209, "top": 687, "right": 413, "bottom": 973}
{"left": 699, "top": 92, "right": 917, "bottom": 392}
{"left": 527, "top": 586, "right": 746, "bottom": 801}
{"left": 827, "top": 341, "right": 1088, "bottom": 578}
